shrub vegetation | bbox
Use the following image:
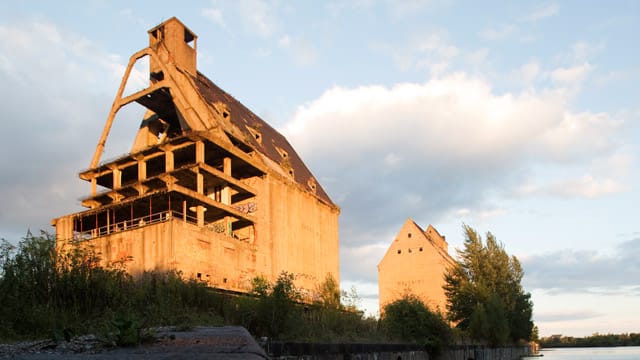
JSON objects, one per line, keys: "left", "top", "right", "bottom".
{"left": 0, "top": 232, "right": 382, "bottom": 344}
{"left": 1, "top": 227, "right": 535, "bottom": 352}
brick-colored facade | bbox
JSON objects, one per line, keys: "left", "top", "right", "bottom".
{"left": 51, "top": 17, "right": 340, "bottom": 293}
{"left": 378, "top": 219, "right": 455, "bottom": 314}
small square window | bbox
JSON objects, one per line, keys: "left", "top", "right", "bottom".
{"left": 397, "top": 249, "right": 401, "bottom": 254}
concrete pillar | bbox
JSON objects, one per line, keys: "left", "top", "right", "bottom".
{"left": 91, "top": 178, "right": 97, "bottom": 196}
{"left": 113, "top": 168, "right": 121, "bottom": 189}
{"left": 138, "top": 159, "right": 147, "bottom": 181}
{"left": 106, "top": 209, "right": 110, "bottom": 234}
{"left": 222, "top": 157, "right": 231, "bottom": 235}
{"left": 197, "top": 205, "right": 205, "bottom": 226}
{"left": 196, "top": 141, "right": 205, "bottom": 164}
{"left": 223, "top": 157, "right": 231, "bottom": 175}
{"left": 197, "top": 171, "right": 204, "bottom": 194}
{"left": 165, "top": 150, "right": 174, "bottom": 172}
{"left": 222, "top": 157, "right": 231, "bottom": 205}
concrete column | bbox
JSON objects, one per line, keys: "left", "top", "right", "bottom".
{"left": 106, "top": 209, "right": 110, "bottom": 234}
{"left": 165, "top": 150, "right": 174, "bottom": 172}
{"left": 197, "top": 171, "right": 204, "bottom": 194}
{"left": 222, "top": 157, "right": 231, "bottom": 235}
{"left": 196, "top": 141, "right": 205, "bottom": 164}
{"left": 113, "top": 168, "right": 121, "bottom": 189}
{"left": 223, "top": 157, "right": 231, "bottom": 175}
{"left": 222, "top": 157, "right": 231, "bottom": 205}
{"left": 91, "top": 178, "right": 97, "bottom": 196}
{"left": 138, "top": 160, "right": 147, "bottom": 181}
{"left": 197, "top": 205, "right": 205, "bottom": 226}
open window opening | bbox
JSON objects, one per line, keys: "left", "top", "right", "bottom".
{"left": 184, "top": 28, "right": 196, "bottom": 49}
{"left": 150, "top": 26, "right": 165, "bottom": 43}
{"left": 246, "top": 126, "right": 262, "bottom": 144}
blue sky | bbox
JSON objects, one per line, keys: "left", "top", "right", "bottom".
{"left": 0, "top": 1, "right": 638, "bottom": 337}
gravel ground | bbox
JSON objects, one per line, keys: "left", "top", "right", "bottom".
{"left": 0, "top": 326, "right": 269, "bottom": 359}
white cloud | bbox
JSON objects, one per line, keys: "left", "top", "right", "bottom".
{"left": 546, "top": 175, "right": 625, "bottom": 198}
{"left": 570, "top": 41, "right": 603, "bottom": 62}
{"left": 239, "top": 0, "right": 277, "bottom": 38}
{"left": 550, "top": 62, "right": 593, "bottom": 86}
{"left": 277, "top": 35, "right": 317, "bottom": 66}
{"left": 523, "top": 3, "right": 559, "bottom": 22}
{"left": 479, "top": 24, "right": 516, "bottom": 40}
{"left": 341, "top": 243, "right": 389, "bottom": 283}
{"left": 283, "top": 72, "right": 624, "bottom": 250}
{"left": 202, "top": 6, "right": 226, "bottom": 29}
{"left": 386, "top": 0, "right": 449, "bottom": 17}
{"left": 373, "top": 31, "right": 459, "bottom": 73}
{"left": 0, "top": 20, "right": 140, "bottom": 238}
{"left": 287, "top": 74, "right": 612, "bottom": 164}
{"left": 523, "top": 237, "right": 640, "bottom": 292}
{"left": 510, "top": 60, "right": 541, "bottom": 86}
{"left": 277, "top": 35, "right": 290, "bottom": 48}
{"left": 517, "top": 153, "right": 630, "bottom": 199}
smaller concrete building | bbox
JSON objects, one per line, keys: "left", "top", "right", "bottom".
{"left": 377, "top": 219, "right": 455, "bottom": 314}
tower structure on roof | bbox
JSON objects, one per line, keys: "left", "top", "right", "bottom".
{"left": 51, "top": 17, "right": 340, "bottom": 293}
{"left": 377, "top": 219, "right": 455, "bottom": 314}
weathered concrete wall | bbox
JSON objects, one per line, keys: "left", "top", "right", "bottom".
{"left": 77, "top": 220, "right": 175, "bottom": 274}
{"left": 55, "top": 167, "right": 339, "bottom": 295}
{"left": 169, "top": 219, "right": 259, "bottom": 291}
{"left": 263, "top": 173, "right": 340, "bottom": 291}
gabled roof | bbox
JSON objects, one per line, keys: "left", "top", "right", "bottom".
{"left": 378, "top": 218, "right": 454, "bottom": 268}
{"left": 192, "top": 72, "right": 337, "bottom": 208}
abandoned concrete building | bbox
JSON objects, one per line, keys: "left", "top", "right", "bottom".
{"left": 51, "top": 17, "right": 340, "bottom": 293}
{"left": 377, "top": 219, "right": 455, "bottom": 314}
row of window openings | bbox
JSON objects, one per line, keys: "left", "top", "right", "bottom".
{"left": 398, "top": 247, "right": 423, "bottom": 254}
{"left": 196, "top": 272, "right": 227, "bottom": 284}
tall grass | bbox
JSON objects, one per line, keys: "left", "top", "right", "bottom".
{"left": 0, "top": 232, "right": 449, "bottom": 350}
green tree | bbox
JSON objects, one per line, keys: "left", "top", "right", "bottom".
{"left": 250, "top": 271, "right": 301, "bottom": 339}
{"left": 381, "top": 295, "right": 452, "bottom": 354}
{"left": 315, "top": 273, "right": 341, "bottom": 309}
{"left": 444, "top": 225, "right": 534, "bottom": 344}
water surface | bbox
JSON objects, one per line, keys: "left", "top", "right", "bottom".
{"left": 536, "top": 346, "right": 640, "bottom": 360}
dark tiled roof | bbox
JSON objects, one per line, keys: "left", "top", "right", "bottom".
{"left": 193, "top": 72, "right": 336, "bottom": 208}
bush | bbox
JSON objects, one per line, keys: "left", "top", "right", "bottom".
{"left": 381, "top": 295, "right": 452, "bottom": 355}
{"left": 0, "top": 232, "right": 408, "bottom": 345}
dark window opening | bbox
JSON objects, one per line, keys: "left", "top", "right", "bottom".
{"left": 151, "top": 26, "right": 164, "bottom": 41}
{"left": 223, "top": 278, "right": 227, "bottom": 284}
{"left": 197, "top": 273, "right": 202, "bottom": 279}
{"left": 184, "top": 29, "right": 195, "bottom": 48}
{"left": 408, "top": 233, "right": 412, "bottom": 238}
{"left": 397, "top": 249, "right": 401, "bottom": 254}
{"left": 419, "top": 247, "right": 423, "bottom": 252}
{"left": 150, "top": 71, "right": 164, "bottom": 82}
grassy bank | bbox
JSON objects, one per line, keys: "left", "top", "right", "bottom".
{"left": 0, "top": 232, "right": 451, "bottom": 353}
